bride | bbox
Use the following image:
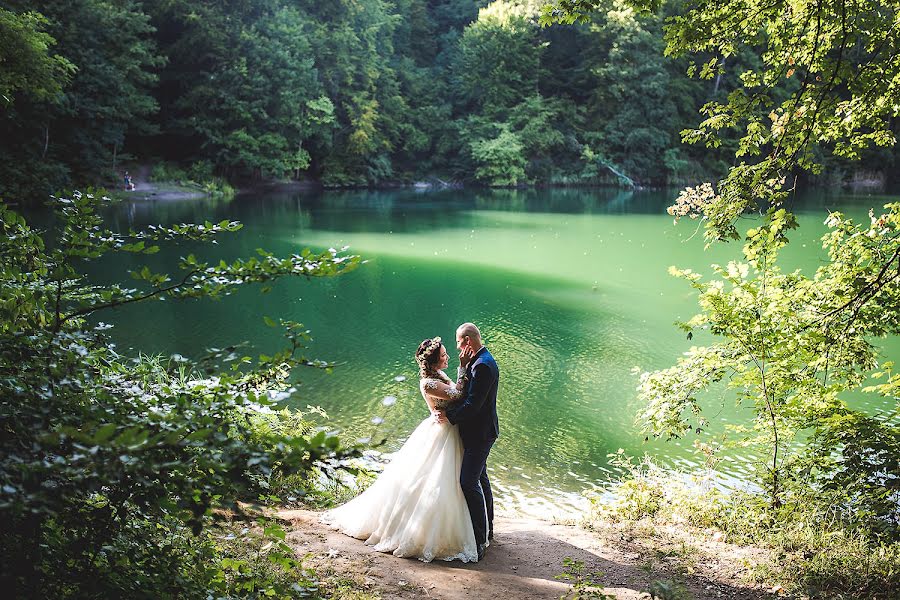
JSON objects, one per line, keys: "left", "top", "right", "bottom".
{"left": 320, "top": 337, "right": 479, "bottom": 562}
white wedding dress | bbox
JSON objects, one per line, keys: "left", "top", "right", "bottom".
{"left": 321, "top": 376, "right": 478, "bottom": 563}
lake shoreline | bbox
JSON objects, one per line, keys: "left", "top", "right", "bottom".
{"left": 229, "top": 172, "right": 897, "bottom": 196}
{"left": 115, "top": 161, "right": 897, "bottom": 202}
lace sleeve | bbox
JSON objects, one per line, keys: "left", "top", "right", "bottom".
{"left": 455, "top": 366, "right": 469, "bottom": 392}
{"left": 422, "top": 378, "right": 465, "bottom": 402}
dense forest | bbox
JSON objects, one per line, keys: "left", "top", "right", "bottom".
{"left": 2, "top": 0, "right": 897, "bottom": 200}
{"left": 3, "top": 0, "right": 900, "bottom": 597}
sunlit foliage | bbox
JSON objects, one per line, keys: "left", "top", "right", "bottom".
{"left": 0, "top": 192, "right": 360, "bottom": 597}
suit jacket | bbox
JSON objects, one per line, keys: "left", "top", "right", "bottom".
{"left": 446, "top": 346, "right": 499, "bottom": 444}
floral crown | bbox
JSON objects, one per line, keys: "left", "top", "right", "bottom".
{"left": 415, "top": 336, "right": 442, "bottom": 369}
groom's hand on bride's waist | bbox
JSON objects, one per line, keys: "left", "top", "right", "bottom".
{"left": 432, "top": 410, "right": 448, "bottom": 424}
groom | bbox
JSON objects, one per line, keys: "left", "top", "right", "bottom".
{"left": 436, "top": 322, "right": 499, "bottom": 561}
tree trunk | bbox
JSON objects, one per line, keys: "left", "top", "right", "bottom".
{"left": 712, "top": 59, "right": 726, "bottom": 96}
{"left": 41, "top": 125, "right": 49, "bottom": 159}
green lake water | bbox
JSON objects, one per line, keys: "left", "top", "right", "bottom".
{"left": 86, "top": 187, "right": 899, "bottom": 517}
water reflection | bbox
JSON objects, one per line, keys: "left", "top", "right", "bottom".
{"left": 98, "top": 187, "right": 682, "bottom": 233}
{"left": 77, "top": 185, "right": 900, "bottom": 518}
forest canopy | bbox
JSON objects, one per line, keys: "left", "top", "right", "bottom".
{"left": 1, "top": 0, "right": 896, "bottom": 199}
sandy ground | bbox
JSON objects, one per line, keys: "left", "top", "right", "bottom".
{"left": 278, "top": 509, "right": 778, "bottom": 600}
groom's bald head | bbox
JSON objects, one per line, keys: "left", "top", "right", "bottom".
{"left": 456, "top": 322, "right": 482, "bottom": 351}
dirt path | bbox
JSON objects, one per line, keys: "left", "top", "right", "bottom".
{"left": 279, "top": 509, "right": 776, "bottom": 600}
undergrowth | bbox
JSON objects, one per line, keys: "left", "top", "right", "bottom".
{"left": 587, "top": 453, "right": 900, "bottom": 599}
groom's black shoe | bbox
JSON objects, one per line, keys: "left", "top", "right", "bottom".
{"left": 476, "top": 543, "right": 487, "bottom": 561}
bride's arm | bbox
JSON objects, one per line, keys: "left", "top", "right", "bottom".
{"left": 422, "top": 378, "right": 465, "bottom": 401}
{"left": 437, "top": 368, "right": 470, "bottom": 393}
{"left": 455, "top": 367, "right": 469, "bottom": 391}
{"left": 420, "top": 378, "right": 454, "bottom": 413}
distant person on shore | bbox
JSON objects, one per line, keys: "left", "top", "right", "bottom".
{"left": 123, "top": 171, "right": 135, "bottom": 191}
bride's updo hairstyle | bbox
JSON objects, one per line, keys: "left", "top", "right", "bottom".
{"left": 415, "top": 337, "right": 443, "bottom": 378}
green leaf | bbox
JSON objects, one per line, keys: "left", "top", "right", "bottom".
{"left": 93, "top": 423, "right": 118, "bottom": 443}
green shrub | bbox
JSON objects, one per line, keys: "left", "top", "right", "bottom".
{"left": 149, "top": 161, "right": 189, "bottom": 182}
{"left": 186, "top": 160, "right": 215, "bottom": 182}
{"left": 470, "top": 127, "right": 528, "bottom": 186}
{"left": 589, "top": 451, "right": 724, "bottom": 527}
{"left": 149, "top": 161, "right": 235, "bottom": 198}
{"left": 0, "top": 192, "right": 361, "bottom": 597}
{"left": 588, "top": 454, "right": 900, "bottom": 599}
{"left": 201, "top": 177, "right": 235, "bottom": 198}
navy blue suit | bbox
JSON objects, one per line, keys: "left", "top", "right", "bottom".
{"left": 446, "top": 347, "right": 499, "bottom": 546}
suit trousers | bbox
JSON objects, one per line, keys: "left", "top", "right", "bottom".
{"left": 459, "top": 438, "right": 494, "bottom": 546}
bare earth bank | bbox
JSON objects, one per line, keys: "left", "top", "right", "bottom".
{"left": 278, "top": 509, "right": 779, "bottom": 600}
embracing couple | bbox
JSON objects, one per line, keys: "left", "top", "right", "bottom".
{"left": 322, "top": 322, "right": 499, "bottom": 563}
